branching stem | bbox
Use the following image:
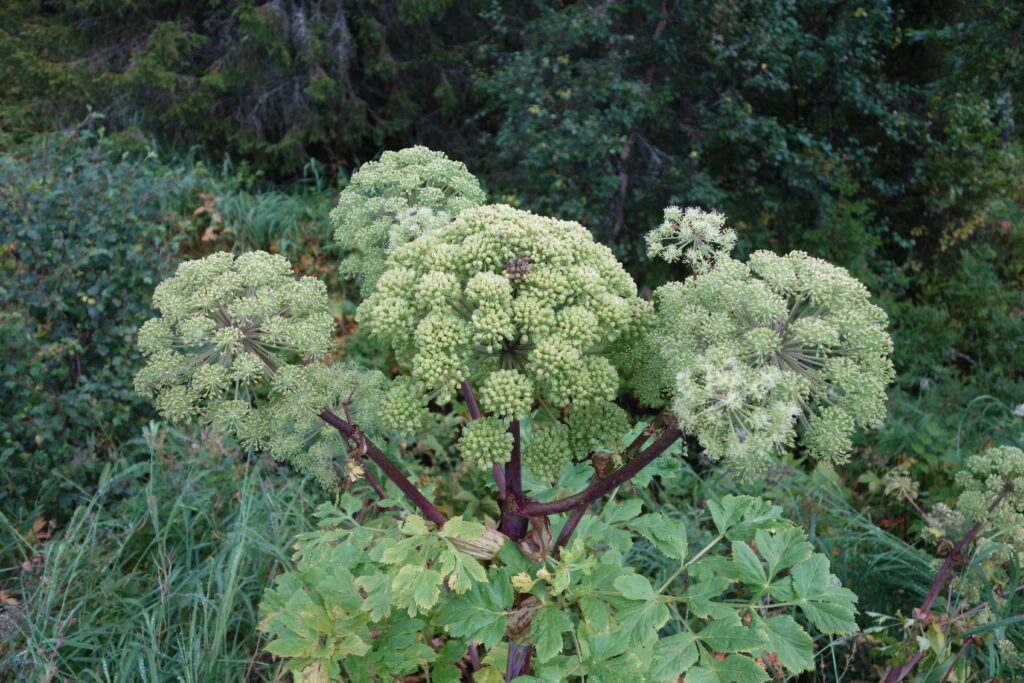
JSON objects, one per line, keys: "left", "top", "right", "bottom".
{"left": 520, "top": 419, "right": 681, "bottom": 517}
{"left": 881, "top": 480, "right": 1014, "bottom": 683}
{"left": 318, "top": 409, "right": 448, "bottom": 527}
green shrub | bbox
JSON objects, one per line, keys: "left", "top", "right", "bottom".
{"left": 0, "top": 129, "right": 188, "bottom": 513}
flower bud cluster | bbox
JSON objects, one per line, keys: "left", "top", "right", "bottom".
{"left": 331, "top": 146, "right": 485, "bottom": 296}
{"left": 954, "top": 446, "right": 1024, "bottom": 547}
{"left": 459, "top": 418, "right": 514, "bottom": 470}
{"left": 635, "top": 245, "right": 894, "bottom": 476}
{"left": 135, "top": 251, "right": 334, "bottom": 407}
{"left": 360, "top": 203, "right": 642, "bottom": 477}
{"left": 135, "top": 251, "right": 385, "bottom": 487}
{"left": 522, "top": 423, "right": 572, "bottom": 480}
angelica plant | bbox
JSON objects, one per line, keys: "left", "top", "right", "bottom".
{"left": 880, "top": 445, "right": 1023, "bottom": 682}
{"left": 134, "top": 148, "right": 895, "bottom": 682}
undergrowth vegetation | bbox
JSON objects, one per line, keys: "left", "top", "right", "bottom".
{"left": 1, "top": 1, "right": 1023, "bottom": 680}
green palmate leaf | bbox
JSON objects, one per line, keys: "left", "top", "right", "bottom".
{"left": 578, "top": 594, "right": 613, "bottom": 632}
{"left": 355, "top": 572, "right": 392, "bottom": 621}
{"left": 399, "top": 518, "right": 432, "bottom": 540}
{"left": 440, "top": 567, "right": 513, "bottom": 649}
{"left": 650, "top": 631, "right": 699, "bottom": 681}
{"left": 532, "top": 604, "right": 574, "bottom": 663}
{"left": 391, "top": 565, "right": 443, "bottom": 616}
{"left": 689, "top": 556, "right": 738, "bottom": 584}
{"left": 369, "top": 618, "right": 436, "bottom": 674}
{"left": 613, "top": 573, "right": 658, "bottom": 601}
{"left": 689, "top": 653, "right": 770, "bottom": 683}
{"left": 762, "top": 615, "right": 815, "bottom": 673}
{"left": 705, "top": 496, "right": 781, "bottom": 540}
{"left": 732, "top": 541, "right": 767, "bottom": 589}
{"left": 431, "top": 639, "right": 469, "bottom": 683}
{"left": 438, "top": 546, "right": 488, "bottom": 594}
{"left": 683, "top": 577, "right": 735, "bottom": 619}
{"left": 338, "top": 493, "right": 364, "bottom": 517}
{"left": 629, "top": 513, "right": 688, "bottom": 561}
{"left": 616, "top": 595, "right": 671, "bottom": 645}
{"left": 696, "top": 614, "right": 768, "bottom": 653}
{"left": 771, "top": 554, "right": 858, "bottom": 634}
{"left": 264, "top": 636, "right": 313, "bottom": 658}
{"left": 602, "top": 498, "right": 644, "bottom": 524}
{"left": 379, "top": 535, "right": 423, "bottom": 565}
{"left": 753, "top": 527, "right": 812, "bottom": 580}
{"left": 556, "top": 623, "right": 649, "bottom": 680}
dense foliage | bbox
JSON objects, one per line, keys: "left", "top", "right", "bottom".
{"left": 1, "top": 1, "right": 1023, "bottom": 680}
{"left": 0, "top": 133, "right": 184, "bottom": 509}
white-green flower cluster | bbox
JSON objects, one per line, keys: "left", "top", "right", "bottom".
{"left": 947, "top": 446, "right": 1024, "bottom": 553}
{"left": 134, "top": 251, "right": 335, "bottom": 409}
{"left": 564, "top": 400, "right": 632, "bottom": 458}
{"left": 359, "top": 203, "right": 641, "bottom": 477}
{"left": 645, "top": 206, "right": 737, "bottom": 273}
{"left": 927, "top": 446, "right": 1024, "bottom": 600}
{"left": 522, "top": 423, "right": 572, "bottom": 480}
{"left": 480, "top": 369, "right": 534, "bottom": 420}
{"left": 134, "top": 251, "right": 384, "bottom": 487}
{"left": 634, "top": 248, "right": 893, "bottom": 476}
{"left": 459, "top": 418, "right": 514, "bottom": 470}
{"left": 255, "top": 362, "right": 387, "bottom": 487}
{"left": 331, "top": 146, "right": 485, "bottom": 296}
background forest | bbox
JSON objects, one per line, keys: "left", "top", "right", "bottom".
{"left": 1, "top": 0, "right": 1022, "bottom": 680}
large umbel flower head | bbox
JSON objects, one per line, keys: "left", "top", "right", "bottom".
{"left": 358, "top": 204, "right": 641, "bottom": 475}
{"left": 134, "top": 251, "right": 385, "bottom": 487}
{"left": 331, "top": 146, "right": 485, "bottom": 297}
{"left": 645, "top": 206, "right": 737, "bottom": 273}
{"left": 634, "top": 239, "right": 894, "bottom": 476}
{"left": 944, "top": 446, "right": 1024, "bottom": 552}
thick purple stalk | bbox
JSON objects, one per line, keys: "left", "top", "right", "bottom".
{"left": 506, "top": 420, "right": 524, "bottom": 505}
{"left": 461, "top": 379, "right": 481, "bottom": 420}
{"left": 499, "top": 420, "right": 529, "bottom": 540}
{"left": 520, "top": 420, "right": 681, "bottom": 517}
{"left": 318, "top": 409, "right": 448, "bottom": 527}
{"left": 507, "top": 642, "right": 533, "bottom": 680}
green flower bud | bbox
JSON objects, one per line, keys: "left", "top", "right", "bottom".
{"left": 331, "top": 146, "right": 485, "bottom": 296}
{"left": 479, "top": 369, "right": 534, "bottom": 419}
{"left": 522, "top": 423, "right": 571, "bottom": 481}
{"left": 459, "top": 418, "right": 514, "bottom": 470}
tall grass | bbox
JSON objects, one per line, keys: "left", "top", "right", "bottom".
{"left": 0, "top": 424, "right": 324, "bottom": 682}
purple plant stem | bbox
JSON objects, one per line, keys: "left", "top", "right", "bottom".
{"left": 506, "top": 641, "right": 533, "bottom": 681}
{"left": 319, "top": 409, "right": 447, "bottom": 527}
{"left": 553, "top": 501, "right": 590, "bottom": 559}
{"left": 549, "top": 414, "right": 669, "bottom": 556}
{"left": 507, "top": 420, "right": 524, "bottom": 505}
{"left": 461, "top": 379, "right": 481, "bottom": 420}
{"left": 362, "top": 463, "right": 388, "bottom": 502}
{"left": 520, "top": 419, "right": 681, "bottom": 517}
{"left": 499, "top": 420, "right": 529, "bottom": 541}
